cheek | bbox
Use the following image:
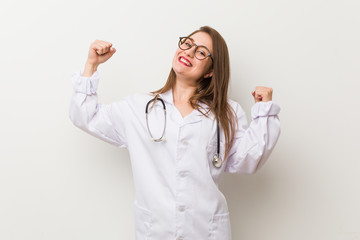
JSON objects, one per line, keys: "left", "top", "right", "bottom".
{"left": 172, "top": 50, "right": 181, "bottom": 66}
{"left": 199, "top": 61, "right": 211, "bottom": 74}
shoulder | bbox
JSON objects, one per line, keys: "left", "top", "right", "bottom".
{"left": 123, "top": 91, "right": 156, "bottom": 107}
{"left": 227, "top": 98, "right": 246, "bottom": 115}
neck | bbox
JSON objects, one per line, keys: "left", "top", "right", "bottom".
{"left": 172, "top": 76, "right": 197, "bottom": 105}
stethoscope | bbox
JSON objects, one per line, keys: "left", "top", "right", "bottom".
{"left": 145, "top": 96, "right": 223, "bottom": 168}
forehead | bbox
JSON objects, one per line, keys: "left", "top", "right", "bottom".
{"left": 189, "top": 32, "right": 213, "bottom": 52}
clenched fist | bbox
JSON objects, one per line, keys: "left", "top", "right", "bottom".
{"left": 86, "top": 40, "right": 116, "bottom": 66}
{"left": 82, "top": 40, "right": 116, "bottom": 77}
{"left": 251, "top": 86, "right": 273, "bottom": 102}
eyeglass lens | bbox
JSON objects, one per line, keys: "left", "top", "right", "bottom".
{"left": 179, "top": 38, "right": 210, "bottom": 60}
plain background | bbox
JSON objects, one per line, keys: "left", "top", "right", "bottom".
{"left": 1, "top": 0, "right": 359, "bottom": 239}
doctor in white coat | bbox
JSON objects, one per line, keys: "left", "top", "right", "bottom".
{"left": 69, "top": 26, "right": 281, "bottom": 240}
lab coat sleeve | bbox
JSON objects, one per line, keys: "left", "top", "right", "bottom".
{"left": 69, "top": 68, "right": 128, "bottom": 148}
{"left": 224, "top": 101, "right": 281, "bottom": 174}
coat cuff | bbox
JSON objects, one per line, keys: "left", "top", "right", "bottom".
{"left": 251, "top": 101, "right": 280, "bottom": 119}
{"left": 71, "top": 68, "right": 99, "bottom": 95}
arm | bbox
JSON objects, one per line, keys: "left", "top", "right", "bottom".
{"left": 69, "top": 40, "right": 128, "bottom": 148}
{"left": 224, "top": 100, "right": 281, "bottom": 174}
{"left": 69, "top": 67, "right": 128, "bottom": 148}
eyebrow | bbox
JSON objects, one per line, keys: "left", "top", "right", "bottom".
{"left": 187, "top": 37, "right": 212, "bottom": 53}
{"left": 188, "top": 37, "right": 208, "bottom": 48}
{"left": 188, "top": 37, "right": 198, "bottom": 45}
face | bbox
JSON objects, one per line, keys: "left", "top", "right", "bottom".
{"left": 172, "top": 31, "right": 213, "bottom": 82}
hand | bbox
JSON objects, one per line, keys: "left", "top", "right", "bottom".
{"left": 86, "top": 40, "right": 116, "bottom": 67}
{"left": 251, "top": 86, "right": 273, "bottom": 102}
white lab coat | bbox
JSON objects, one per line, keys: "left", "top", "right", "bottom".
{"left": 69, "top": 69, "right": 281, "bottom": 240}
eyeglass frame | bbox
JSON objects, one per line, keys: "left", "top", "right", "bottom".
{"left": 178, "top": 37, "right": 214, "bottom": 62}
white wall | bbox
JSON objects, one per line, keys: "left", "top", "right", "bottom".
{"left": 1, "top": 0, "right": 359, "bottom": 239}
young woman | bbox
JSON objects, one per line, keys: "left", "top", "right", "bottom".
{"left": 69, "top": 26, "right": 280, "bottom": 240}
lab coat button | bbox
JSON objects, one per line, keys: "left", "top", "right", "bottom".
{"left": 178, "top": 205, "right": 186, "bottom": 212}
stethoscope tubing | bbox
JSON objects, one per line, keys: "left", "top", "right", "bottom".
{"left": 145, "top": 95, "right": 223, "bottom": 168}
{"left": 145, "top": 96, "right": 167, "bottom": 142}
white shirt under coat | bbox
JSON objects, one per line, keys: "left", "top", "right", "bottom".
{"left": 69, "top": 69, "right": 281, "bottom": 240}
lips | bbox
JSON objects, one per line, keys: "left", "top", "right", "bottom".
{"left": 178, "top": 56, "right": 192, "bottom": 67}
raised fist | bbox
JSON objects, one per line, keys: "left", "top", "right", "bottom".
{"left": 251, "top": 86, "right": 273, "bottom": 102}
{"left": 86, "top": 40, "right": 116, "bottom": 66}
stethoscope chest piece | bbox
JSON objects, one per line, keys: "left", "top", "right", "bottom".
{"left": 212, "top": 154, "right": 222, "bottom": 168}
{"left": 212, "top": 121, "right": 222, "bottom": 168}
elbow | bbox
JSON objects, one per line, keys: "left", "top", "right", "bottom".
{"left": 69, "top": 112, "right": 80, "bottom": 128}
{"left": 244, "top": 142, "right": 273, "bottom": 174}
{"left": 69, "top": 104, "right": 79, "bottom": 127}
{"left": 68, "top": 104, "right": 88, "bottom": 130}
{"left": 231, "top": 118, "right": 280, "bottom": 175}
{"left": 69, "top": 98, "right": 80, "bottom": 127}
{"left": 236, "top": 145, "right": 265, "bottom": 174}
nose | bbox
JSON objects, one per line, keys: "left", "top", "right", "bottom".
{"left": 183, "top": 46, "right": 195, "bottom": 58}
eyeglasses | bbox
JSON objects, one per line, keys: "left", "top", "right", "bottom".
{"left": 178, "top": 37, "right": 213, "bottom": 61}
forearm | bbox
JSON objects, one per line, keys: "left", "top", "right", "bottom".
{"left": 225, "top": 101, "right": 281, "bottom": 174}
{"left": 246, "top": 114, "right": 281, "bottom": 172}
{"left": 82, "top": 61, "right": 99, "bottom": 77}
{"left": 69, "top": 69, "right": 100, "bottom": 129}
{"left": 69, "top": 69, "right": 127, "bottom": 147}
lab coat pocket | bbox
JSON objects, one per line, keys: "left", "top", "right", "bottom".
{"left": 209, "top": 212, "right": 232, "bottom": 240}
{"left": 134, "top": 201, "right": 153, "bottom": 240}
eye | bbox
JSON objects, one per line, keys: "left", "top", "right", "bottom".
{"left": 199, "top": 51, "right": 206, "bottom": 56}
{"left": 184, "top": 39, "right": 193, "bottom": 47}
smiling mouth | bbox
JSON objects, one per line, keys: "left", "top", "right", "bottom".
{"left": 178, "top": 56, "right": 192, "bottom": 67}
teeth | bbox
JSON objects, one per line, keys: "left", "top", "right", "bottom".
{"left": 180, "top": 57, "right": 190, "bottom": 66}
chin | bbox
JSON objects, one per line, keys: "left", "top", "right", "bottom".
{"left": 172, "top": 62, "right": 184, "bottom": 75}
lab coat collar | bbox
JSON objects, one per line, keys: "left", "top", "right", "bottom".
{"left": 159, "top": 89, "right": 209, "bottom": 110}
{"left": 158, "top": 89, "right": 174, "bottom": 106}
{"left": 159, "top": 89, "right": 214, "bottom": 125}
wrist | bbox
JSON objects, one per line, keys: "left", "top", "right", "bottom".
{"left": 82, "top": 62, "right": 99, "bottom": 77}
{"left": 85, "top": 61, "right": 99, "bottom": 70}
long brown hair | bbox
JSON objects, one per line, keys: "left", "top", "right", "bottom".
{"left": 151, "top": 26, "right": 237, "bottom": 161}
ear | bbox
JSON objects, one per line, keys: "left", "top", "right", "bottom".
{"left": 203, "top": 70, "right": 213, "bottom": 79}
